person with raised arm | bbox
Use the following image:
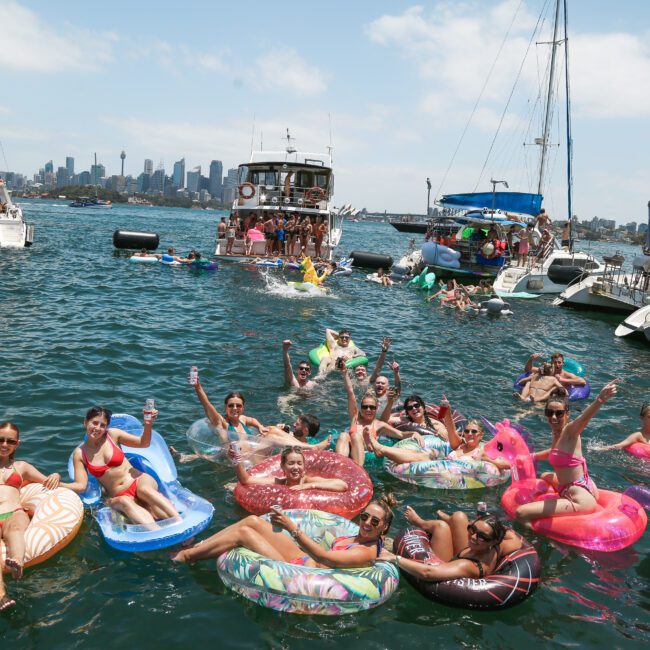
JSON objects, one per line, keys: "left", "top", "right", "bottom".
{"left": 282, "top": 340, "right": 316, "bottom": 391}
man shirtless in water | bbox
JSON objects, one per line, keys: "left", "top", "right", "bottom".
{"left": 516, "top": 363, "right": 566, "bottom": 402}
{"left": 524, "top": 352, "right": 586, "bottom": 389}
{"left": 317, "top": 328, "right": 365, "bottom": 376}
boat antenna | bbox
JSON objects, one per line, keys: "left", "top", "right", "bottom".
{"left": 250, "top": 114, "right": 256, "bottom": 157}
{"left": 563, "top": 0, "right": 574, "bottom": 252}
{"left": 328, "top": 113, "right": 334, "bottom": 164}
{"left": 0, "top": 140, "right": 9, "bottom": 171}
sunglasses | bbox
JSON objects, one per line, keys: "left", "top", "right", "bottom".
{"left": 227, "top": 403, "right": 244, "bottom": 409}
{"left": 544, "top": 409, "right": 566, "bottom": 418}
{"left": 0, "top": 437, "right": 18, "bottom": 446}
{"left": 297, "top": 367, "right": 311, "bottom": 372}
{"left": 359, "top": 512, "right": 382, "bottom": 527}
{"left": 339, "top": 336, "right": 350, "bottom": 341}
{"left": 464, "top": 428, "right": 480, "bottom": 434}
{"left": 467, "top": 523, "right": 494, "bottom": 543}
{"left": 405, "top": 403, "right": 422, "bottom": 411}
{"left": 361, "top": 404, "right": 377, "bottom": 411}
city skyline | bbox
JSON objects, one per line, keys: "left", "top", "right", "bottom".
{"left": 2, "top": 1, "right": 650, "bottom": 223}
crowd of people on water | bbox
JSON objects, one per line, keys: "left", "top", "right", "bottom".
{"left": 1, "top": 322, "right": 646, "bottom": 614}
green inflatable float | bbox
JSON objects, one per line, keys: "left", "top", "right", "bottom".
{"left": 408, "top": 268, "right": 436, "bottom": 290}
{"left": 309, "top": 341, "right": 369, "bottom": 369}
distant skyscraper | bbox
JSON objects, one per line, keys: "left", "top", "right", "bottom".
{"left": 173, "top": 158, "right": 185, "bottom": 188}
{"left": 186, "top": 166, "right": 201, "bottom": 193}
{"left": 209, "top": 160, "right": 223, "bottom": 198}
{"left": 66, "top": 157, "right": 75, "bottom": 176}
{"left": 222, "top": 167, "right": 239, "bottom": 203}
{"left": 44, "top": 160, "right": 53, "bottom": 174}
{"left": 90, "top": 163, "right": 105, "bottom": 186}
{"left": 120, "top": 150, "right": 126, "bottom": 177}
{"left": 150, "top": 168, "right": 166, "bottom": 193}
{"left": 78, "top": 171, "right": 91, "bottom": 185}
{"left": 144, "top": 159, "right": 154, "bottom": 176}
{"left": 56, "top": 166, "right": 70, "bottom": 187}
{"left": 136, "top": 172, "right": 150, "bottom": 193}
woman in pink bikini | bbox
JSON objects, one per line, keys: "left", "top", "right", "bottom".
{"left": 64, "top": 406, "right": 179, "bottom": 526}
{"left": 515, "top": 380, "right": 618, "bottom": 527}
{"left": 0, "top": 422, "right": 61, "bottom": 611}
{"left": 170, "top": 493, "right": 396, "bottom": 566}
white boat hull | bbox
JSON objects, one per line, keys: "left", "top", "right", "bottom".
{"left": 554, "top": 274, "right": 647, "bottom": 312}
{"left": 615, "top": 304, "right": 650, "bottom": 339}
{"left": 0, "top": 179, "right": 33, "bottom": 248}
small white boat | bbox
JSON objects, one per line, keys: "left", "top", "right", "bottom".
{"left": 0, "top": 178, "right": 34, "bottom": 248}
{"left": 615, "top": 304, "right": 650, "bottom": 341}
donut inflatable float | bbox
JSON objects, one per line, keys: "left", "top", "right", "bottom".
{"left": 234, "top": 450, "right": 373, "bottom": 518}
{"left": 391, "top": 403, "right": 466, "bottom": 431}
{"left": 513, "top": 373, "right": 590, "bottom": 402}
{"left": 1, "top": 484, "right": 83, "bottom": 571}
{"left": 385, "top": 436, "right": 509, "bottom": 490}
{"left": 393, "top": 528, "right": 540, "bottom": 610}
{"left": 498, "top": 452, "right": 647, "bottom": 551}
{"left": 217, "top": 509, "right": 399, "bottom": 615}
{"left": 624, "top": 485, "right": 650, "bottom": 510}
{"left": 309, "top": 340, "right": 368, "bottom": 369}
{"left": 626, "top": 442, "right": 650, "bottom": 460}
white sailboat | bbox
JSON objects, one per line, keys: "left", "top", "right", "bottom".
{"left": 615, "top": 304, "right": 650, "bottom": 341}
{"left": 491, "top": 0, "right": 604, "bottom": 295}
{"left": 0, "top": 177, "right": 34, "bottom": 248}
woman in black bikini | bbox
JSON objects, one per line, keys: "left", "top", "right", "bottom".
{"left": 380, "top": 508, "right": 508, "bottom": 581}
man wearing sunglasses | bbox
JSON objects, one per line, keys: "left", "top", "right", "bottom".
{"left": 282, "top": 339, "right": 316, "bottom": 391}
{"left": 317, "top": 328, "right": 366, "bottom": 376}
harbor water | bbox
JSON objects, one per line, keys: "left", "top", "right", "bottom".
{"left": 1, "top": 201, "right": 649, "bottom": 648}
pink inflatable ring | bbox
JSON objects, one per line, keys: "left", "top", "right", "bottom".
{"left": 502, "top": 457, "right": 647, "bottom": 551}
{"left": 626, "top": 442, "right": 650, "bottom": 460}
{"left": 234, "top": 450, "right": 373, "bottom": 518}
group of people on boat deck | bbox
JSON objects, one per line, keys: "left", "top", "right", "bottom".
{"left": 217, "top": 211, "right": 327, "bottom": 257}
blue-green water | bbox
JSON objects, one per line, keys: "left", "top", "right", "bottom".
{"left": 1, "top": 201, "right": 649, "bottom": 648}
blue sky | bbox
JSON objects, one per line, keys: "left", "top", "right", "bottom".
{"left": 1, "top": 0, "right": 650, "bottom": 224}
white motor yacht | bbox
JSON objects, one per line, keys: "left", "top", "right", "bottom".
{"left": 0, "top": 178, "right": 34, "bottom": 248}
{"left": 553, "top": 253, "right": 650, "bottom": 312}
{"left": 615, "top": 304, "right": 650, "bottom": 341}
{"left": 214, "top": 134, "right": 342, "bottom": 261}
{"left": 493, "top": 238, "right": 604, "bottom": 295}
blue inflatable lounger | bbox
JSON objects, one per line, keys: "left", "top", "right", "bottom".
{"left": 68, "top": 414, "right": 214, "bottom": 552}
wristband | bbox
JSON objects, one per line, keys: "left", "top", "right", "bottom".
{"left": 290, "top": 527, "right": 302, "bottom": 540}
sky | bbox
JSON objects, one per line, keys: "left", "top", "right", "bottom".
{"left": 1, "top": 0, "right": 650, "bottom": 224}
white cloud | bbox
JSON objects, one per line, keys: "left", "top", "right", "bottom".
{"left": 0, "top": 2, "right": 117, "bottom": 72}
{"left": 249, "top": 48, "right": 326, "bottom": 97}
{"left": 0, "top": 105, "right": 10, "bottom": 115}
{"left": 366, "top": 2, "right": 650, "bottom": 122}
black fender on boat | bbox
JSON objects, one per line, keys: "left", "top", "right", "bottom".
{"left": 113, "top": 230, "right": 160, "bottom": 250}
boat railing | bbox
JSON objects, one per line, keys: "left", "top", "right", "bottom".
{"left": 245, "top": 183, "right": 329, "bottom": 209}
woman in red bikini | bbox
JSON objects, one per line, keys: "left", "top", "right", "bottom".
{"left": 64, "top": 406, "right": 179, "bottom": 526}
{"left": 515, "top": 380, "right": 618, "bottom": 527}
{"left": 170, "top": 493, "right": 396, "bottom": 567}
{"left": 0, "top": 422, "right": 61, "bottom": 611}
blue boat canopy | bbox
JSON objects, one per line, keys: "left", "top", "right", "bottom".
{"left": 440, "top": 191, "right": 543, "bottom": 216}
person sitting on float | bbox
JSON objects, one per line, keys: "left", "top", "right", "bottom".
{"left": 379, "top": 509, "right": 509, "bottom": 582}
{"left": 516, "top": 362, "right": 567, "bottom": 403}
{"left": 427, "top": 279, "right": 458, "bottom": 303}
{"left": 515, "top": 381, "right": 617, "bottom": 527}
{"left": 230, "top": 445, "right": 347, "bottom": 493}
{"left": 379, "top": 393, "right": 449, "bottom": 440}
{"left": 282, "top": 339, "right": 316, "bottom": 392}
{"left": 352, "top": 336, "right": 396, "bottom": 392}
{"left": 376, "top": 268, "right": 393, "bottom": 286}
{"left": 525, "top": 352, "right": 587, "bottom": 389}
{"left": 365, "top": 400, "right": 510, "bottom": 470}
{"left": 64, "top": 406, "right": 180, "bottom": 526}
{"left": 404, "top": 505, "right": 523, "bottom": 556}
{"left": 317, "top": 328, "right": 365, "bottom": 376}
{"left": 0, "top": 422, "right": 62, "bottom": 612}
{"left": 335, "top": 362, "right": 422, "bottom": 466}
{"left": 596, "top": 402, "right": 650, "bottom": 452}
{"left": 170, "top": 493, "right": 398, "bottom": 566}
{"left": 133, "top": 247, "right": 157, "bottom": 258}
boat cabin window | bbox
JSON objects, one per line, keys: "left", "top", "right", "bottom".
{"left": 314, "top": 173, "right": 328, "bottom": 190}
{"left": 238, "top": 166, "right": 249, "bottom": 185}
{"left": 249, "top": 169, "right": 278, "bottom": 187}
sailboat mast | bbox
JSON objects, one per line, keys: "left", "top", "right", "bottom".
{"left": 537, "top": 0, "right": 562, "bottom": 196}
{"left": 563, "top": 0, "right": 573, "bottom": 251}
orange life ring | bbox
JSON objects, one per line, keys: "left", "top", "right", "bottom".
{"left": 306, "top": 186, "right": 326, "bottom": 203}
{"left": 238, "top": 182, "right": 256, "bottom": 199}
